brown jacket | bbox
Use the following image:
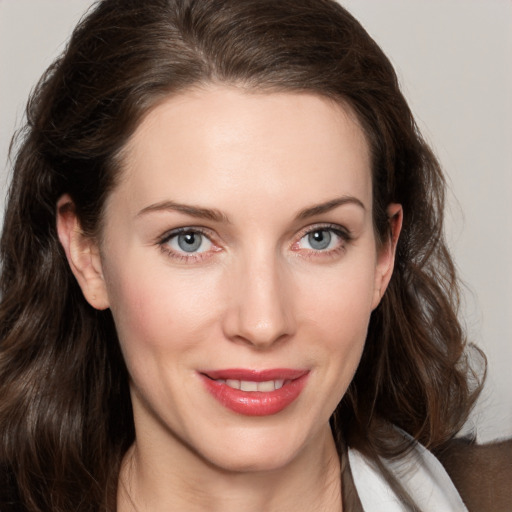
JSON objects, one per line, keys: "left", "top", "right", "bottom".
{"left": 342, "top": 438, "right": 512, "bottom": 511}
{"left": 438, "top": 437, "right": 512, "bottom": 512}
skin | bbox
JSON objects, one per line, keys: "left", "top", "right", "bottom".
{"left": 57, "top": 86, "right": 402, "bottom": 512}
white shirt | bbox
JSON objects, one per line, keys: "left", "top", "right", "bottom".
{"left": 348, "top": 440, "right": 468, "bottom": 511}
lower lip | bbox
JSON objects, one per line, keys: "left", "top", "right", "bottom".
{"left": 200, "top": 372, "right": 309, "bottom": 416}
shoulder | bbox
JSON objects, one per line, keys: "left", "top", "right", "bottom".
{"left": 437, "top": 437, "right": 512, "bottom": 512}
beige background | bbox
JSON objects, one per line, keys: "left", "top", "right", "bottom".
{"left": 1, "top": 0, "right": 511, "bottom": 443}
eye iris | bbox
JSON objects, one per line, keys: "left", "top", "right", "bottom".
{"left": 177, "top": 232, "right": 202, "bottom": 252}
{"left": 308, "top": 230, "right": 331, "bottom": 250}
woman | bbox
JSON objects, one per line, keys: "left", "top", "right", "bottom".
{"left": 0, "top": 0, "right": 490, "bottom": 510}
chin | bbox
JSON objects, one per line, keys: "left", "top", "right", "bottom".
{"left": 206, "top": 448, "right": 300, "bottom": 474}
{"left": 191, "top": 423, "right": 317, "bottom": 474}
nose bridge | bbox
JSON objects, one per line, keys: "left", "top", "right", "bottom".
{"left": 225, "top": 244, "right": 293, "bottom": 348}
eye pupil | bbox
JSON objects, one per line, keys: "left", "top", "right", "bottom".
{"left": 177, "top": 232, "right": 202, "bottom": 252}
{"left": 308, "top": 230, "right": 331, "bottom": 250}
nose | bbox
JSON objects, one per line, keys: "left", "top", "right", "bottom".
{"left": 222, "top": 251, "right": 295, "bottom": 349}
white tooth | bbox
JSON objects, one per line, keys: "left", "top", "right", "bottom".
{"left": 226, "top": 379, "right": 241, "bottom": 390}
{"left": 275, "top": 380, "right": 284, "bottom": 390}
{"left": 257, "top": 380, "right": 275, "bottom": 392}
{"left": 240, "top": 380, "right": 258, "bottom": 391}
{"left": 216, "top": 379, "right": 226, "bottom": 384}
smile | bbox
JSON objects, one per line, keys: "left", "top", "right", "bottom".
{"left": 199, "top": 369, "right": 309, "bottom": 416}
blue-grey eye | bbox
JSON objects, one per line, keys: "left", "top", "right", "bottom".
{"left": 307, "top": 230, "right": 332, "bottom": 250}
{"left": 178, "top": 232, "right": 202, "bottom": 252}
{"left": 167, "top": 231, "right": 212, "bottom": 253}
{"left": 296, "top": 228, "right": 343, "bottom": 252}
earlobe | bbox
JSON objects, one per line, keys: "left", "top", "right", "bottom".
{"left": 371, "top": 203, "right": 403, "bottom": 309}
{"left": 56, "top": 195, "right": 110, "bottom": 310}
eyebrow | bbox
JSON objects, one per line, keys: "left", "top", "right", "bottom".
{"left": 137, "top": 200, "right": 229, "bottom": 223}
{"left": 296, "top": 196, "right": 366, "bottom": 219}
{"left": 136, "top": 195, "right": 365, "bottom": 223}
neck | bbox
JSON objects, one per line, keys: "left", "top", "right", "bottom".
{"left": 118, "top": 424, "right": 342, "bottom": 512}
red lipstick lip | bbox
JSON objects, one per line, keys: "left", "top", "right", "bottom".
{"left": 199, "top": 368, "right": 310, "bottom": 416}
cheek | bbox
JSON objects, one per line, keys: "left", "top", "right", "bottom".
{"left": 297, "top": 254, "right": 377, "bottom": 331}
{"left": 295, "top": 255, "right": 377, "bottom": 389}
{"left": 103, "top": 256, "right": 222, "bottom": 365}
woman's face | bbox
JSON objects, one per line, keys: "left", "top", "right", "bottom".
{"left": 69, "top": 86, "right": 399, "bottom": 473}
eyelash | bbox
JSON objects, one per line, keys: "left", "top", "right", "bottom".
{"left": 158, "top": 227, "right": 217, "bottom": 263}
{"left": 157, "top": 224, "right": 352, "bottom": 263}
{"left": 292, "top": 224, "right": 352, "bottom": 259}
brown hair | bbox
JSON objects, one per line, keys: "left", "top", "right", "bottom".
{"left": 0, "top": 0, "right": 483, "bottom": 510}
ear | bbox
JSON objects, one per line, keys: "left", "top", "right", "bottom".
{"left": 371, "top": 203, "right": 403, "bottom": 309}
{"left": 56, "top": 194, "right": 110, "bottom": 310}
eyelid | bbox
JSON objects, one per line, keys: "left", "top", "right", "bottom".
{"left": 294, "top": 223, "right": 352, "bottom": 242}
{"left": 291, "top": 222, "right": 352, "bottom": 255}
{"left": 157, "top": 226, "right": 221, "bottom": 262}
{"left": 159, "top": 225, "right": 207, "bottom": 242}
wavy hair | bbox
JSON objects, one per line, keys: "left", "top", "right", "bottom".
{"left": 0, "top": 0, "right": 483, "bottom": 510}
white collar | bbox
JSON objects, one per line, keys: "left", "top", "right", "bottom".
{"left": 348, "top": 440, "right": 468, "bottom": 511}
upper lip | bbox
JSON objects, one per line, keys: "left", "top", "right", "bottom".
{"left": 201, "top": 368, "right": 309, "bottom": 382}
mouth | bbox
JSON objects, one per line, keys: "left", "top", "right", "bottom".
{"left": 199, "top": 368, "right": 310, "bottom": 416}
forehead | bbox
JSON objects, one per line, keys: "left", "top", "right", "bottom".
{"left": 112, "top": 86, "right": 372, "bottom": 217}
